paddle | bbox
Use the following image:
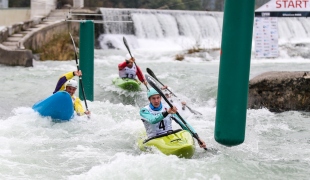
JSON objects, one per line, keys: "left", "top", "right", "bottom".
{"left": 146, "top": 68, "right": 202, "bottom": 115}
{"left": 145, "top": 74, "right": 207, "bottom": 150}
{"left": 69, "top": 32, "right": 90, "bottom": 117}
{"left": 123, "top": 36, "right": 149, "bottom": 90}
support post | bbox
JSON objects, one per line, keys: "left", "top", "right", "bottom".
{"left": 214, "top": 0, "right": 255, "bottom": 146}
{"left": 79, "top": 20, "right": 94, "bottom": 101}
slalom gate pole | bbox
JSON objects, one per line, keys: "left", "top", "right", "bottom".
{"left": 214, "top": 0, "right": 255, "bottom": 146}
{"left": 79, "top": 20, "right": 94, "bottom": 101}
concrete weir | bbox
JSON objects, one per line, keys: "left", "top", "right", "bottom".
{"left": 0, "top": 19, "right": 67, "bottom": 67}
{"left": 0, "top": 44, "right": 33, "bottom": 67}
{"left": 0, "top": 8, "right": 81, "bottom": 67}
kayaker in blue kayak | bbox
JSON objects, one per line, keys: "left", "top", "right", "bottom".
{"left": 118, "top": 54, "right": 147, "bottom": 86}
{"left": 140, "top": 88, "right": 207, "bottom": 149}
{"left": 53, "top": 70, "right": 91, "bottom": 116}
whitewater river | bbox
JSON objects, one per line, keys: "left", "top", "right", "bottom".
{"left": 0, "top": 39, "right": 310, "bottom": 179}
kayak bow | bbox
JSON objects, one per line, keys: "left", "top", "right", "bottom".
{"left": 138, "top": 129, "right": 195, "bottom": 159}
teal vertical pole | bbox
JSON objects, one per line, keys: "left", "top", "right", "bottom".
{"left": 214, "top": 0, "right": 255, "bottom": 146}
{"left": 79, "top": 20, "right": 94, "bottom": 101}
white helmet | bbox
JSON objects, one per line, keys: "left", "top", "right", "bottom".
{"left": 65, "top": 79, "right": 78, "bottom": 88}
{"left": 125, "top": 53, "right": 134, "bottom": 61}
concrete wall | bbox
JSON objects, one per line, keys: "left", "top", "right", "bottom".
{"left": 73, "top": 0, "right": 84, "bottom": 8}
{"left": 0, "top": 44, "right": 33, "bottom": 67}
{"left": 0, "top": 16, "right": 45, "bottom": 67}
{"left": 31, "top": 0, "right": 57, "bottom": 18}
{"left": 0, "top": 20, "right": 79, "bottom": 67}
{"left": 0, "top": 16, "right": 45, "bottom": 43}
{"left": 21, "top": 21, "right": 79, "bottom": 51}
{"left": 0, "top": 8, "right": 31, "bottom": 26}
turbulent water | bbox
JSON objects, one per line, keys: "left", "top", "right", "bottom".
{"left": 1, "top": 8, "right": 310, "bottom": 180}
{"left": 0, "top": 43, "right": 310, "bottom": 179}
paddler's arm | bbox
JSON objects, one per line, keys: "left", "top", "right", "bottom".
{"left": 140, "top": 108, "right": 169, "bottom": 124}
{"left": 118, "top": 61, "right": 128, "bottom": 70}
{"left": 53, "top": 71, "right": 81, "bottom": 94}
{"left": 136, "top": 66, "right": 146, "bottom": 84}
{"left": 171, "top": 114, "right": 197, "bottom": 134}
{"left": 74, "top": 97, "right": 91, "bottom": 116}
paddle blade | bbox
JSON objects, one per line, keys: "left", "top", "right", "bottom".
{"left": 146, "top": 68, "right": 159, "bottom": 81}
{"left": 123, "top": 36, "right": 132, "bottom": 57}
{"left": 147, "top": 68, "right": 178, "bottom": 97}
{"left": 145, "top": 74, "right": 158, "bottom": 90}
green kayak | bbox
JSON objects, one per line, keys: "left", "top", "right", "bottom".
{"left": 112, "top": 77, "right": 141, "bottom": 91}
{"left": 138, "top": 129, "right": 196, "bottom": 159}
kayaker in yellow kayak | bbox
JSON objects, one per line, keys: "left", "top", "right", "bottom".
{"left": 118, "top": 54, "right": 147, "bottom": 86}
{"left": 53, "top": 70, "right": 91, "bottom": 116}
{"left": 140, "top": 88, "right": 207, "bottom": 149}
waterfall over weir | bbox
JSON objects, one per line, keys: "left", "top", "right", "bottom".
{"left": 99, "top": 8, "right": 223, "bottom": 39}
{"left": 98, "top": 8, "right": 310, "bottom": 52}
{"left": 98, "top": 8, "right": 223, "bottom": 50}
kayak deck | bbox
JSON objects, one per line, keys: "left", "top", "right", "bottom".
{"left": 138, "top": 129, "right": 195, "bottom": 159}
{"left": 112, "top": 77, "right": 141, "bottom": 91}
{"left": 32, "top": 91, "right": 74, "bottom": 121}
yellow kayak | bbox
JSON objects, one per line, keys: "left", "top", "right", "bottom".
{"left": 138, "top": 129, "right": 195, "bottom": 159}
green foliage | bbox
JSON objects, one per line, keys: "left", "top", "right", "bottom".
{"left": 145, "top": 0, "right": 181, "bottom": 10}
{"left": 34, "top": 33, "right": 75, "bottom": 61}
{"left": 7, "top": 0, "right": 271, "bottom": 11}
{"left": 184, "top": 0, "right": 202, "bottom": 10}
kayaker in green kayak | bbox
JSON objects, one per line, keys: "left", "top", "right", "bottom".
{"left": 118, "top": 54, "right": 147, "bottom": 86}
{"left": 53, "top": 70, "right": 91, "bottom": 116}
{"left": 140, "top": 88, "right": 207, "bottom": 149}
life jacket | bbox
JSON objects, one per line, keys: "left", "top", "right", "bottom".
{"left": 141, "top": 104, "right": 173, "bottom": 138}
{"left": 71, "top": 95, "right": 84, "bottom": 115}
{"left": 119, "top": 64, "right": 137, "bottom": 79}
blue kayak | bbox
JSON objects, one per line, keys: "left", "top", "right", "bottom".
{"left": 32, "top": 91, "right": 74, "bottom": 121}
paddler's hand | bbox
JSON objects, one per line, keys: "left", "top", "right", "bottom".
{"left": 126, "top": 57, "right": 135, "bottom": 65}
{"left": 167, "top": 106, "right": 177, "bottom": 114}
{"left": 85, "top": 110, "right": 91, "bottom": 115}
{"left": 143, "top": 80, "right": 148, "bottom": 86}
{"left": 181, "top": 101, "right": 186, "bottom": 110}
{"left": 198, "top": 138, "right": 207, "bottom": 149}
{"left": 161, "top": 85, "right": 168, "bottom": 90}
{"left": 129, "top": 57, "right": 135, "bottom": 63}
{"left": 74, "top": 70, "right": 82, "bottom": 76}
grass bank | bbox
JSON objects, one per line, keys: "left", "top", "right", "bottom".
{"left": 34, "top": 33, "right": 79, "bottom": 61}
